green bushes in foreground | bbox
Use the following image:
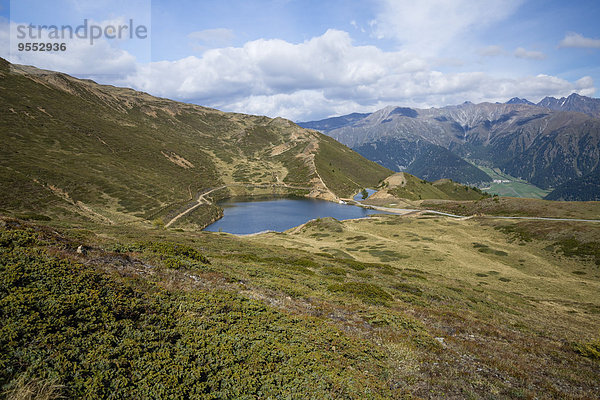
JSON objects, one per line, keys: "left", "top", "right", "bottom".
{"left": 111, "top": 240, "right": 211, "bottom": 270}
{"left": 328, "top": 282, "right": 393, "bottom": 305}
{"left": 0, "top": 226, "right": 393, "bottom": 399}
{"left": 573, "top": 340, "right": 600, "bottom": 360}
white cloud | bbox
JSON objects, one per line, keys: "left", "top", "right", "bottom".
{"left": 125, "top": 30, "right": 423, "bottom": 104}
{"left": 491, "top": 74, "right": 595, "bottom": 99}
{"left": 514, "top": 47, "right": 546, "bottom": 60}
{"left": 559, "top": 32, "right": 600, "bottom": 49}
{"left": 372, "top": 0, "right": 524, "bottom": 55}
{"left": 350, "top": 20, "right": 365, "bottom": 33}
{"left": 2, "top": 17, "right": 594, "bottom": 121}
{"left": 118, "top": 30, "right": 594, "bottom": 120}
{"left": 224, "top": 90, "right": 381, "bottom": 122}
{"left": 1, "top": 18, "right": 140, "bottom": 76}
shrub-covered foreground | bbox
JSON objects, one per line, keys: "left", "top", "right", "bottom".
{"left": 0, "top": 227, "right": 393, "bottom": 399}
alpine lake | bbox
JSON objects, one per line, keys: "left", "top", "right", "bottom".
{"left": 204, "top": 192, "right": 382, "bottom": 235}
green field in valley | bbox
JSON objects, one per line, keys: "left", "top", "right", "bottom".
{"left": 477, "top": 167, "right": 551, "bottom": 199}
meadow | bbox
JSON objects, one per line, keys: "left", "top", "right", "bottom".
{"left": 2, "top": 208, "right": 598, "bottom": 398}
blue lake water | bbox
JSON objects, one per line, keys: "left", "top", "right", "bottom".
{"left": 204, "top": 197, "right": 385, "bottom": 234}
{"left": 353, "top": 188, "right": 377, "bottom": 201}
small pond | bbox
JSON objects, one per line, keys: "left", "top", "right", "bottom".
{"left": 353, "top": 188, "right": 377, "bottom": 201}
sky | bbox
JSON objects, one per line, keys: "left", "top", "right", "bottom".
{"left": 1, "top": 0, "right": 600, "bottom": 121}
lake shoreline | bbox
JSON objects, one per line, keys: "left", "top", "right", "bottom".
{"left": 203, "top": 196, "right": 387, "bottom": 234}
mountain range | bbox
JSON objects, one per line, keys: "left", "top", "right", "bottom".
{"left": 298, "top": 93, "right": 600, "bottom": 200}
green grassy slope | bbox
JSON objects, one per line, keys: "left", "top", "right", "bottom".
{"left": 0, "top": 222, "right": 392, "bottom": 399}
{"left": 314, "top": 135, "right": 392, "bottom": 198}
{"left": 0, "top": 59, "right": 390, "bottom": 225}
{"left": 1, "top": 62, "right": 215, "bottom": 221}
{"left": 422, "top": 196, "right": 600, "bottom": 219}
{"left": 383, "top": 173, "right": 488, "bottom": 201}
{"left": 2, "top": 210, "right": 599, "bottom": 398}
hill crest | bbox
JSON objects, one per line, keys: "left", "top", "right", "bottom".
{"left": 370, "top": 172, "right": 488, "bottom": 202}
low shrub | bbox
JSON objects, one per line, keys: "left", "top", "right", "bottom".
{"left": 0, "top": 227, "right": 394, "bottom": 398}
{"left": 391, "top": 282, "right": 423, "bottom": 296}
{"left": 328, "top": 282, "right": 393, "bottom": 305}
{"left": 555, "top": 238, "right": 600, "bottom": 265}
{"left": 0, "top": 229, "right": 39, "bottom": 248}
{"left": 473, "top": 242, "right": 508, "bottom": 256}
{"left": 573, "top": 340, "right": 600, "bottom": 360}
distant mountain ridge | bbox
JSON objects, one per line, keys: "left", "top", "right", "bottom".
{"left": 537, "top": 93, "right": 600, "bottom": 118}
{"left": 506, "top": 97, "right": 535, "bottom": 105}
{"left": 298, "top": 93, "right": 600, "bottom": 200}
{"left": 298, "top": 112, "right": 371, "bottom": 131}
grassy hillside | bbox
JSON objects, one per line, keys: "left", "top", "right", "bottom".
{"left": 0, "top": 59, "right": 390, "bottom": 226}
{"left": 2, "top": 210, "right": 599, "bottom": 398}
{"left": 0, "top": 221, "right": 392, "bottom": 399}
{"left": 376, "top": 173, "right": 488, "bottom": 201}
{"left": 314, "top": 135, "right": 392, "bottom": 198}
{"left": 421, "top": 196, "right": 600, "bottom": 219}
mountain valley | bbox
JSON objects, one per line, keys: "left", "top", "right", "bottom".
{"left": 1, "top": 60, "right": 600, "bottom": 399}
{"left": 299, "top": 95, "right": 600, "bottom": 201}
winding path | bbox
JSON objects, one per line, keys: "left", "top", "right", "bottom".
{"left": 164, "top": 186, "right": 227, "bottom": 228}
{"left": 344, "top": 200, "right": 600, "bottom": 223}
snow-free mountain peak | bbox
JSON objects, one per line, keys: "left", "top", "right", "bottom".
{"left": 506, "top": 97, "right": 534, "bottom": 105}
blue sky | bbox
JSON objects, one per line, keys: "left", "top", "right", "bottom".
{"left": 1, "top": 0, "right": 599, "bottom": 120}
